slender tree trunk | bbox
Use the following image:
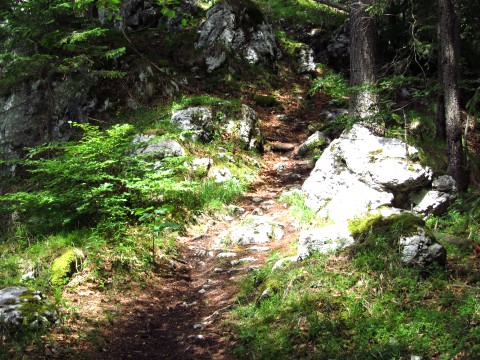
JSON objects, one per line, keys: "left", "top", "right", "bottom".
{"left": 438, "top": 0, "right": 469, "bottom": 190}
{"left": 349, "top": 0, "right": 379, "bottom": 119}
{"left": 436, "top": 21, "right": 446, "bottom": 140}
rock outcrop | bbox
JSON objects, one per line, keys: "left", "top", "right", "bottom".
{"left": 298, "top": 124, "right": 451, "bottom": 268}
{"left": 225, "top": 104, "right": 264, "bottom": 151}
{"left": 0, "top": 79, "right": 97, "bottom": 173}
{"left": 302, "top": 124, "right": 437, "bottom": 222}
{"left": 132, "top": 134, "right": 186, "bottom": 158}
{"left": 0, "top": 286, "right": 57, "bottom": 332}
{"left": 171, "top": 107, "right": 215, "bottom": 142}
{"left": 195, "top": 1, "right": 281, "bottom": 73}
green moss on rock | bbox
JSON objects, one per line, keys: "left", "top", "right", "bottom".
{"left": 50, "top": 248, "right": 85, "bottom": 286}
{"left": 348, "top": 212, "right": 426, "bottom": 242}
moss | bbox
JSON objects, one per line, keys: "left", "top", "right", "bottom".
{"left": 348, "top": 213, "right": 426, "bottom": 242}
{"left": 50, "top": 248, "right": 84, "bottom": 287}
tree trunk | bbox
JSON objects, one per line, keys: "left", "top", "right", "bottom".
{"left": 349, "top": 0, "right": 379, "bottom": 119}
{"left": 438, "top": 0, "right": 469, "bottom": 190}
{"left": 436, "top": 20, "right": 446, "bottom": 140}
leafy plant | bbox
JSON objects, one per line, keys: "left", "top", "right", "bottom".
{"left": 135, "top": 205, "right": 179, "bottom": 262}
{"left": 310, "top": 65, "right": 349, "bottom": 104}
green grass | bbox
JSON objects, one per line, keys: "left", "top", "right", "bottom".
{"left": 253, "top": 0, "right": 346, "bottom": 29}
{"left": 229, "top": 199, "right": 480, "bottom": 359}
{"left": 279, "top": 190, "right": 329, "bottom": 228}
{"left": 229, "top": 247, "right": 480, "bottom": 359}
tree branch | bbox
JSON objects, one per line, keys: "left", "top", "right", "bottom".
{"left": 315, "top": 0, "right": 349, "bottom": 13}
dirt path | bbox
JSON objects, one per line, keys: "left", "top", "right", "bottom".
{"left": 44, "top": 80, "right": 326, "bottom": 360}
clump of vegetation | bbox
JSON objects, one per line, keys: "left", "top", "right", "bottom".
{"left": 279, "top": 190, "right": 329, "bottom": 228}
{"left": 310, "top": 64, "right": 349, "bottom": 104}
{"left": 348, "top": 212, "right": 425, "bottom": 242}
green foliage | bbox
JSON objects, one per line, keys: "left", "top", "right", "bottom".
{"left": 2, "top": 123, "right": 141, "bottom": 231}
{"left": 252, "top": 0, "right": 346, "bottom": 29}
{"left": 426, "top": 193, "right": 480, "bottom": 243}
{"left": 310, "top": 65, "right": 349, "bottom": 104}
{"left": 171, "top": 95, "right": 241, "bottom": 113}
{"left": 279, "top": 190, "right": 329, "bottom": 228}
{"left": 0, "top": 0, "right": 126, "bottom": 93}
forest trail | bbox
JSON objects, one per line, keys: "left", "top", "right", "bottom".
{"left": 47, "top": 78, "right": 326, "bottom": 360}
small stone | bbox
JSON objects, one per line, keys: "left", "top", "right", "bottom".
{"left": 240, "top": 257, "right": 257, "bottom": 263}
{"left": 213, "top": 268, "right": 224, "bottom": 273}
{"left": 249, "top": 246, "right": 270, "bottom": 251}
{"left": 21, "top": 271, "right": 35, "bottom": 281}
{"left": 251, "top": 208, "right": 264, "bottom": 216}
{"left": 252, "top": 197, "right": 263, "bottom": 203}
{"left": 230, "top": 260, "right": 240, "bottom": 266}
{"left": 272, "top": 256, "right": 298, "bottom": 271}
{"left": 193, "top": 323, "right": 202, "bottom": 329}
{"left": 216, "top": 252, "right": 237, "bottom": 258}
{"left": 273, "top": 162, "right": 286, "bottom": 173}
{"left": 198, "top": 289, "right": 206, "bottom": 294}
{"left": 181, "top": 301, "right": 198, "bottom": 308}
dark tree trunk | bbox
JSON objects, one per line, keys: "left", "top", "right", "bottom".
{"left": 436, "top": 22, "right": 446, "bottom": 140}
{"left": 349, "top": 0, "right": 378, "bottom": 119}
{"left": 438, "top": 0, "right": 469, "bottom": 190}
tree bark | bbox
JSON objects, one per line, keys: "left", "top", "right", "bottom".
{"left": 349, "top": 0, "right": 379, "bottom": 119}
{"left": 438, "top": 0, "right": 469, "bottom": 190}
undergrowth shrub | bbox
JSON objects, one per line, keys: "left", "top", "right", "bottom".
{"left": 1, "top": 122, "right": 248, "bottom": 236}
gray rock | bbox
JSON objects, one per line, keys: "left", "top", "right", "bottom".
{"left": 410, "top": 175, "right": 458, "bottom": 215}
{"left": 0, "top": 287, "right": 56, "bottom": 330}
{"left": 21, "top": 271, "right": 35, "bottom": 281}
{"left": 410, "top": 190, "right": 456, "bottom": 216}
{"left": 399, "top": 229, "right": 446, "bottom": 267}
{"left": 297, "top": 222, "right": 355, "bottom": 259}
{"left": 171, "top": 107, "right": 214, "bottom": 142}
{"left": 302, "top": 124, "right": 432, "bottom": 222}
{"left": 190, "top": 158, "right": 212, "bottom": 176}
{"left": 217, "top": 252, "right": 237, "bottom": 258}
{"left": 132, "top": 134, "right": 185, "bottom": 158}
{"left": 296, "top": 131, "right": 330, "bottom": 158}
{"left": 0, "top": 78, "right": 97, "bottom": 174}
{"left": 226, "top": 216, "right": 284, "bottom": 245}
{"left": 225, "top": 105, "right": 263, "bottom": 151}
{"left": 432, "top": 175, "right": 457, "bottom": 193}
{"left": 195, "top": 2, "right": 280, "bottom": 73}
{"left": 325, "top": 21, "right": 350, "bottom": 70}
{"left": 295, "top": 45, "right": 316, "bottom": 74}
{"left": 210, "top": 167, "right": 233, "bottom": 183}
{"left": 273, "top": 162, "right": 285, "bottom": 173}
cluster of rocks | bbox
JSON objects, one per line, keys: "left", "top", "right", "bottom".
{"left": 194, "top": 1, "right": 281, "bottom": 73}
{"left": 277, "top": 124, "right": 455, "bottom": 269}
{"left": 130, "top": 103, "right": 263, "bottom": 182}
